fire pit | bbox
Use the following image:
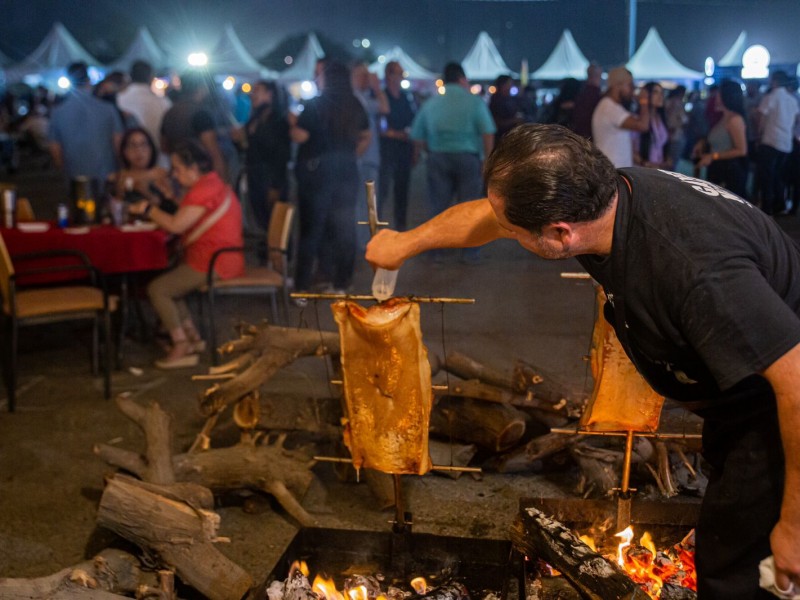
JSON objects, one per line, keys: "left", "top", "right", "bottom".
{"left": 256, "top": 527, "right": 520, "bottom": 600}
{"left": 515, "top": 498, "right": 700, "bottom": 599}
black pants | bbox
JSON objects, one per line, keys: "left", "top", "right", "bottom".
{"left": 695, "top": 381, "right": 785, "bottom": 599}
{"left": 757, "top": 144, "right": 790, "bottom": 214}
{"left": 379, "top": 139, "right": 413, "bottom": 231}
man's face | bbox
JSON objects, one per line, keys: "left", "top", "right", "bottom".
{"left": 488, "top": 189, "right": 571, "bottom": 260}
{"left": 352, "top": 65, "right": 369, "bottom": 91}
{"left": 386, "top": 64, "right": 403, "bottom": 86}
{"left": 617, "top": 76, "right": 634, "bottom": 104}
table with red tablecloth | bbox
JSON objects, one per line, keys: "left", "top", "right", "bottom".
{"left": 1, "top": 224, "right": 169, "bottom": 280}
{"left": 1, "top": 224, "right": 171, "bottom": 359}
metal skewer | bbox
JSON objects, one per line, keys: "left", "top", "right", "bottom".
{"left": 291, "top": 292, "right": 475, "bottom": 303}
{"left": 313, "top": 455, "right": 482, "bottom": 473}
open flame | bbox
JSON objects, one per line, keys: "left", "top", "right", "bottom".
{"left": 410, "top": 576, "right": 428, "bottom": 594}
{"left": 312, "top": 574, "right": 345, "bottom": 600}
{"left": 581, "top": 527, "right": 697, "bottom": 599}
{"left": 289, "top": 560, "right": 310, "bottom": 578}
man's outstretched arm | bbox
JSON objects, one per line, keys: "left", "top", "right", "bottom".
{"left": 365, "top": 198, "right": 512, "bottom": 270}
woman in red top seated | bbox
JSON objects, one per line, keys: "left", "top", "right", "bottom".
{"left": 129, "top": 140, "right": 244, "bottom": 368}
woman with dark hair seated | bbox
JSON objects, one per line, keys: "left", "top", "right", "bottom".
{"left": 108, "top": 127, "right": 176, "bottom": 216}
{"left": 128, "top": 140, "right": 244, "bottom": 368}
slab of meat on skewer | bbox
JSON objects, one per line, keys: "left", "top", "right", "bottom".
{"left": 332, "top": 299, "right": 433, "bottom": 476}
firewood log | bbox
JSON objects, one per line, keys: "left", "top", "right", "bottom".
{"left": 0, "top": 549, "right": 155, "bottom": 599}
{"left": 429, "top": 439, "right": 477, "bottom": 479}
{"left": 487, "top": 431, "right": 582, "bottom": 473}
{"left": 430, "top": 396, "right": 526, "bottom": 452}
{"left": 201, "top": 325, "right": 339, "bottom": 416}
{"left": 94, "top": 398, "right": 317, "bottom": 527}
{"left": 511, "top": 507, "right": 646, "bottom": 600}
{"left": 96, "top": 476, "right": 253, "bottom": 600}
{"left": 443, "top": 351, "right": 586, "bottom": 413}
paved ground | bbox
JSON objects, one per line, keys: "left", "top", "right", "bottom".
{"left": 1, "top": 156, "right": 797, "bottom": 586}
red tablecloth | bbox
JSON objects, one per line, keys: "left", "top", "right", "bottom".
{"left": 1, "top": 224, "right": 170, "bottom": 283}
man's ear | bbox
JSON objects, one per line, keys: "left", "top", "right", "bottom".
{"left": 540, "top": 222, "right": 575, "bottom": 249}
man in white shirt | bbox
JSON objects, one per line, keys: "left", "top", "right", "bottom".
{"left": 756, "top": 70, "right": 800, "bottom": 215}
{"left": 591, "top": 67, "right": 650, "bottom": 168}
{"left": 117, "top": 60, "right": 171, "bottom": 165}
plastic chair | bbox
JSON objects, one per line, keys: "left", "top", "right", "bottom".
{"left": 204, "top": 201, "right": 295, "bottom": 364}
{"left": 0, "top": 233, "right": 116, "bottom": 412}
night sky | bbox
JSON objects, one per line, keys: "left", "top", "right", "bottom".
{"left": 1, "top": 0, "right": 799, "bottom": 73}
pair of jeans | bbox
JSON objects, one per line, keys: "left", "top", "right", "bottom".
{"left": 295, "top": 153, "right": 360, "bottom": 291}
{"left": 425, "top": 151, "right": 483, "bottom": 219}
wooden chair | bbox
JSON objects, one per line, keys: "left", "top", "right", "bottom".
{"left": 16, "top": 198, "right": 35, "bottom": 222}
{"left": 204, "top": 201, "right": 295, "bottom": 364}
{"left": 0, "top": 233, "right": 116, "bottom": 412}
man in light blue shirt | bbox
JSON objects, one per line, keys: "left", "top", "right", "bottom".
{"left": 48, "top": 62, "right": 124, "bottom": 187}
{"left": 411, "top": 62, "right": 495, "bottom": 228}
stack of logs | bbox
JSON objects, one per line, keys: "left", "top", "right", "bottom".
{"left": 0, "top": 322, "right": 705, "bottom": 599}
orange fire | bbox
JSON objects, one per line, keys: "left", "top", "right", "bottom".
{"left": 581, "top": 527, "right": 697, "bottom": 599}
{"left": 410, "top": 577, "right": 428, "bottom": 594}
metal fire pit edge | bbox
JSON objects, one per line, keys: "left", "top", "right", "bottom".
{"left": 256, "top": 526, "right": 521, "bottom": 599}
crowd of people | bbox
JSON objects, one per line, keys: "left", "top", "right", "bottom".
{"left": 1, "top": 57, "right": 800, "bottom": 365}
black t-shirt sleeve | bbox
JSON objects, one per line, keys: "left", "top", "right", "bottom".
{"left": 680, "top": 263, "right": 800, "bottom": 390}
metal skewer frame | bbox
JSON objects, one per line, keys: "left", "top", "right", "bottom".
{"left": 551, "top": 427, "right": 702, "bottom": 530}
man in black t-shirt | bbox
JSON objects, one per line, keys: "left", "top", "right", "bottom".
{"left": 366, "top": 124, "right": 800, "bottom": 599}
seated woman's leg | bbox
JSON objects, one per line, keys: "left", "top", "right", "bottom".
{"left": 147, "top": 264, "right": 207, "bottom": 367}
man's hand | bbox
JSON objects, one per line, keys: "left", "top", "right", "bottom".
{"left": 764, "top": 341, "right": 800, "bottom": 594}
{"left": 771, "top": 519, "right": 800, "bottom": 593}
{"left": 366, "top": 229, "right": 408, "bottom": 270}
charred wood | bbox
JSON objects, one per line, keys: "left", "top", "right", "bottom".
{"left": 511, "top": 507, "right": 644, "bottom": 600}
{"left": 409, "top": 582, "right": 470, "bottom": 600}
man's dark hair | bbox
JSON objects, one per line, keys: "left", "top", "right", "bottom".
{"left": 130, "top": 60, "right": 153, "bottom": 84}
{"left": 443, "top": 62, "right": 465, "bottom": 84}
{"left": 179, "top": 70, "right": 209, "bottom": 98}
{"left": 67, "top": 62, "right": 90, "bottom": 86}
{"left": 171, "top": 139, "right": 213, "bottom": 174}
{"left": 484, "top": 124, "right": 618, "bottom": 233}
{"left": 771, "top": 70, "right": 790, "bottom": 88}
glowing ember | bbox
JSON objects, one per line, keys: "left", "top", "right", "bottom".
{"left": 410, "top": 576, "right": 428, "bottom": 594}
{"left": 347, "top": 585, "right": 368, "bottom": 600}
{"left": 313, "top": 574, "right": 345, "bottom": 600}
{"left": 289, "top": 560, "right": 310, "bottom": 578}
{"left": 579, "top": 527, "right": 697, "bottom": 599}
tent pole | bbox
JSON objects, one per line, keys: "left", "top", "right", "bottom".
{"left": 628, "top": 0, "right": 637, "bottom": 60}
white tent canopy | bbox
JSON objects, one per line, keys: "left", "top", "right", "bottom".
{"left": 626, "top": 27, "right": 703, "bottom": 81}
{"left": 5, "top": 22, "right": 101, "bottom": 82}
{"left": 279, "top": 32, "right": 324, "bottom": 82}
{"left": 369, "top": 46, "right": 436, "bottom": 80}
{"left": 718, "top": 31, "right": 747, "bottom": 67}
{"left": 107, "top": 26, "right": 169, "bottom": 72}
{"left": 209, "top": 24, "right": 278, "bottom": 79}
{"left": 531, "top": 29, "right": 590, "bottom": 80}
{"left": 462, "top": 31, "right": 517, "bottom": 81}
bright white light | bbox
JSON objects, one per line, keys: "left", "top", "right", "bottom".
{"left": 437, "top": 85, "right": 446, "bottom": 95}
{"left": 222, "top": 76, "right": 236, "bottom": 91}
{"left": 87, "top": 67, "right": 103, "bottom": 84}
{"left": 361, "top": 39, "right": 371, "bottom": 48}
{"left": 704, "top": 77, "right": 716, "bottom": 86}
{"left": 301, "top": 81, "right": 314, "bottom": 93}
{"left": 298, "top": 80, "right": 318, "bottom": 99}
{"left": 742, "top": 45, "right": 770, "bottom": 79}
{"left": 378, "top": 55, "right": 386, "bottom": 64}
{"left": 187, "top": 52, "right": 208, "bottom": 67}
{"left": 704, "top": 57, "right": 715, "bottom": 77}
{"left": 510, "top": 86, "right": 519, "bottom": 96}
{"left": 400, "top": 80, "right": 411, "bottom": 90}
{"left": 57, "top": 76, "right": 71, "bottom": 89}
{"left": 284, "top": 56, "right": 293, "bottom": 65}
{"left": 470, "top": 84, "right": 482, "bottom": 95}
